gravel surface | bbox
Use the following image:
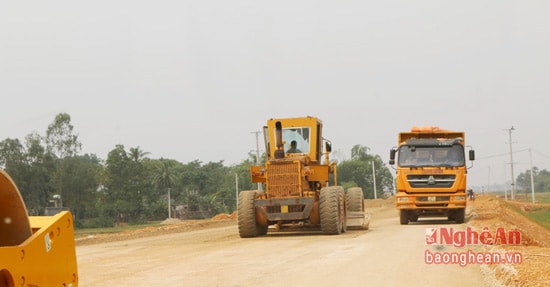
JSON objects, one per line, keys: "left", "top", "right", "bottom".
{"left": 75, "top": 196, "right": 549, "bottom": 286}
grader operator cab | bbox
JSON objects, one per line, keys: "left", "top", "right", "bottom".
{"left": 238, "top": 116, "right": 369, "bottom": 237}
{"left": 0, "top": 169, "right": 78, "bottom": 287}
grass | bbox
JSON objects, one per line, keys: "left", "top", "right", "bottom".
{"left": 512, "top": 192, "right": 550, "bottom": 204}
{"left": 503, "top": 198, "right": 550, "bottom": 231}
{"left": 74, "top": 221, "right": 163, "bottom": 237}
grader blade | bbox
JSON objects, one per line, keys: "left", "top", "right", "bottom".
{"left": 346, "top": 211, "right": 370, "bottom": 230}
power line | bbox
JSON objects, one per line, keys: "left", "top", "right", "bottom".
{"left": 476, "top": 148, "right": 530, "bottom": 160}
{"left": 532, "top": 149, "right": 550, "bottom": 158}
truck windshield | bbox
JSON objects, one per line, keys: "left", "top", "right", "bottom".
{"left": 398, "top": 145, "right": 465, "bottom": 167}
{"left": 282, "top": 127, "right": 310, "bottom": 154}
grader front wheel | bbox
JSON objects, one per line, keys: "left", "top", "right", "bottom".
{"left": 237, "top": 190, "right": 266, "bottom": 238}
{"left": 320, "top": 186, "right": 345, "bottom": 235}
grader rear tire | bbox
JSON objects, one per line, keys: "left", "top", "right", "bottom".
{"left": 339, "top": 188, "right": 347, "bottom": 233}
{"left": 320, "top": 186, "right": 344, "bottom": 235}
{"left": 238, "top": 190, "right": 263, "bottom": 238}
{"left": 346, "top": 187, "right": 364, "bottom": 212}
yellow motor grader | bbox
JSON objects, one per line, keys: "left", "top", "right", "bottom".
{"left": 239, "top": 116, "right": 369, "bottom": 237}
{"left": 0, "top": 169, "right": 78, "bottom": 287}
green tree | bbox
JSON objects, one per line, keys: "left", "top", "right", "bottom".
{"left": 56, "top": 155, "right": 102, "bottom": 224}
{"left": 338, "top": 144, "right": 394, "bottom": 199}
{"left": 516, "top": 167, "right": 550, "bottom": 193}
{"left": 22, "top": 133, "right": 55, "bottom": 215}
{"left": 0, "top": 138, "right": 25, "bottom": 170}
{"left": 103, "top": 144, "right": 143, "bottom": 223}
{"left": 44, "top": 113, "right": 85, "bottom": 217}
{"left": 152, "top": 159, "right": 178, "bottom": 219}
{"left": 45, "top": 113, "right": 81, "bottom": 158}
{"left": 0, "top": 135, "right": 56, "bottom": 215}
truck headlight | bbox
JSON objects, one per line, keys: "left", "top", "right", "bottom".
{"left": 455, "top": 196, "right": 465, "bottom": 201}
{"left": 397, "top": 197, "right": 409, "bottom": 202}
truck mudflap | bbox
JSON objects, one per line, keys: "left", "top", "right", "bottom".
{"left": 255, "top": 197, "right": 314, "bottom": 222}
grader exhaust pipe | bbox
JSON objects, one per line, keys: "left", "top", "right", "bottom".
{"left": 274, "top": 121, "right": 285, "bottom": 159}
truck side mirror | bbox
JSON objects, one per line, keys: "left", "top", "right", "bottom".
{"left": 325, "top": 142, "right": 332, "bottom": 153}
{"left": 469, "top": 150, "right": 475, "bottom": 161}
{"left": 389, "top": 148, "right": 396, "bottom": 165}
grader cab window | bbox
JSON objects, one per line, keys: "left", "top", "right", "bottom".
{"left": 283, "top": 127, "right": 310, "bottom": 154}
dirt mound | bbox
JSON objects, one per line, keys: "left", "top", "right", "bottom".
{"left": 75, "top": 217, "right": 236, "bottom": 246}
{"left": 470, "top": 195, "right": 550, "bottom": 286}
{"left": 364, "top": 197, "right": 394, "bottom": 209}
{"left": 161, "top": 218, "right": 182, "bottom": 225}
{"left": 212, "top": 211, "right": 238, "bottom": 221}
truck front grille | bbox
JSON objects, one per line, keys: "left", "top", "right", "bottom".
{"left": 407, "top": 175, "right": 455, "bottom": 188}
{"left": 266, "top": 162, "right": 300, "bottom": 197}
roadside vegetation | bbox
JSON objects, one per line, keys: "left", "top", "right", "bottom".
{"left": 1, "top": 113, "right": 394, "bottom": 229}
{"left": 503, "top": 192, "right": 550, "bottom": 231}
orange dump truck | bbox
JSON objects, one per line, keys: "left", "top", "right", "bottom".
{"left": 389, "top": 126, "right": 475, "bottom": 224}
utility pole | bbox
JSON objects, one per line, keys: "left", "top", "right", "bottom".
{"left": 487, "top": 166, "right": 491, "bottom": 196}
{"left": 506, "top": 126, "right": 515, "bottom": 200}
{"left": 235, "top": 173, "right": 239, "bottom": 210}
{"left": 251, "top": 131, "right": 262, "bottom": 191}
{"left": 503, "top": 164, "right": 508, "bottom": 201}
{"left": 529, "top": 148, "right": 535, "bottom": 204}
{"left": 167, "top": 188, "right": 171, "bottom": 219}
{"left": 372, "top": 161, "right": 377, "bottom": 199}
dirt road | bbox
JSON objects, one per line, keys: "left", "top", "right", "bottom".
{"left": 77, "top": 200, "right": 494, "bottom": 287}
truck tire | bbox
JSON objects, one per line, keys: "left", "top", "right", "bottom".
{"left": 455, "top": 208, "right": 465, "bottom": 224}
{"left": 399, "top": 210, "right": 409, "bottom": 225}
{"left": 238, "top": 190, "right": 263, "bottom": 238}
{"left": 346, "top": 187, "right": 364, "bottom": 212}
{"left": 320, "top": 186, "right": 344, "bottom": 235}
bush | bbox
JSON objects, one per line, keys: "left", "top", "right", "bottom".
{"left": 77, "top": 216, "right": 115, "bottom": 229}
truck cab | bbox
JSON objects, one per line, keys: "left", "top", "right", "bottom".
{"left": 389, "top": 127, "right": 475, "bottom": 224}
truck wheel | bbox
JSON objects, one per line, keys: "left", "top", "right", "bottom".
{"left": 238, "top": 190, "right": 262, "bottom": 238}
{"left": 447, "top": 211, "right": 455, "bottom": 221}
{"left": 455, "top": 208, "right": 465, "bottom": 224}
{"left": 346, "top": 187, "right": 364, "bottom": 212}
{"left": 399, "top": 210, "right": 409, "bottom": 225}
{"left": 320, "top": 186, "right": 344, "bottom": 235}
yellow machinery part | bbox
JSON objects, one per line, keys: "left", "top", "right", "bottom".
{"left": 0, "top": 170, "right": 32, "bottom": 246}
{"left": 0, "top": 169, "right": 78, "bottom": 287}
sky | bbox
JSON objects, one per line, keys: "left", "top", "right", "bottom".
{"left": 1, "top": 1, "right": 549, "bottom": 191}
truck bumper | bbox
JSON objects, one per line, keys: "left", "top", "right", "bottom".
{"left": 396, "top": 193, "right": 467, "bottom": 210}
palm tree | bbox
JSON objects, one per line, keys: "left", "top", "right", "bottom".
{"left": 152, "top": 159, "right": 177, "bottom": 218}
{"left": 128, "top": 146, "right": 150, "bottom": 162}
